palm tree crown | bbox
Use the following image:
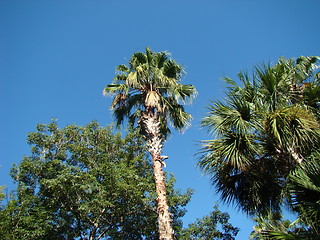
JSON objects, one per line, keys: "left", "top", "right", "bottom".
{"left": 199, "top": 56, "right": 320, "bottom": 216}
{"left": 103, "top": 47, "right": 197, "bottom": 137}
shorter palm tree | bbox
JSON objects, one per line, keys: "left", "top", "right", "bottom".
{"left": 199, "top": 56, "right": 320, "bottom": 216}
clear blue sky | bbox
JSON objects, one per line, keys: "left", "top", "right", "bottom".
{"left": 1, "top": 0, "right": 319, "bottom": 239}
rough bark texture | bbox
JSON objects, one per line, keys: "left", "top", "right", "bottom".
{"left": 140, "top": 111, "right": 174, "bottom": 240}
{"left": 152, "top": 153, "right": 174, "bottom": 240}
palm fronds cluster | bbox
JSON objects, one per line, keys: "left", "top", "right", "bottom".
{"left": 199, "top": 56, "right": 320, "bottom": 216}
{"left": 103, "top": 47, "right": 197, "bottom": 137}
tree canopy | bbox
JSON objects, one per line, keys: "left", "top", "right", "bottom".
{"left": 199, "top": 56, "right": 320, "bottom": 216}
{"left": 180, "top": 205, "right": 239, "bottom": 240}
{"left": 103, "top": 47, "right": 197, "bottom": 137}
{"left": 0, "top": 121, "right": 192, "bottom": 240}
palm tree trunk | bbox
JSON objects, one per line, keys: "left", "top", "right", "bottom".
{"left": 152, "top": 153, "right": 174, "bottom": 240}
{"left": 141, "top": 112, "right": 174, "bottom": 240}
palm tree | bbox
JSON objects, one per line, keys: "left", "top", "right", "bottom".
{"left": 199, "top": 56, "right": 320, "bottom": 216}
{"left": 103, "top": 47, "right": 197, "bottom": 239}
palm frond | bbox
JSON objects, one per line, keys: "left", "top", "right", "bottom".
{"left": 303, "top": 82, "right": 320, "bottom": 110}
{"left": 163, "top": 59, "right": 184, "bottom": 79}
{"left": 260, "top": 230, "right": 299, "bottom": 240}
{"left": 295, "top": 56, "right": 320, "bottom": 81}
{"left": 126, "top": 71, "right": 139, "bottom": 88}
{"left": 202, "top": 96, "right": 256, "bottom": 138}
{"left": 201, "top": 133, "right": 257, "bottom": 171}
{"left": 116, "top": 64, "right": 130, "bottom": 73}
{"left": 155, "top": 51, "right": 168, "bottom": 68}
{"left": 264, "top": 106, "right": 320, "bottom": 151}
{"left": 168, "top": 83, "right": 197, "bottom": 104}
{"left": 113, "top": 107, "right": 129, "bottom": 126}
{"left": 170, "top": 108, "right": 192, "bottom": 131}
{"left": 102, "top": 84, "right": 129, "bottom": 96}
{"left": 210, "top": 160, "right": 284, "bottom": 216}
{"left": 152, "top": 68, "right": 171, "bottom": 87}
{"left": 223, "top": 76, "right": 240, "bottom": 91}
{"left": 114, "top": 74, "right": 128, "bottom": 82}
{"left": 130, "top": 52, "right": 147, "bottom": 70}
{"left": 287, "top": 159, "right": 320, "bottom": 230}
{"left": 161, "top": 96, "right": 192, "bottom": 131}
{"left": 126, "top": 93, "right": 143, "bottom": 111}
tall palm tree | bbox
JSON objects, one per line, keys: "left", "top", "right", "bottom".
{"left": 103, "top": 47, "right": 197, "bottom": 239}
{"left": 199, "top": 56, "right": 320, "bottom": 216}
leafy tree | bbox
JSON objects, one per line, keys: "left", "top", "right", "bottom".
{"left": 0, "top": 185, "right": 6, "bottom": 213}
{"left": 0, "top": 121, "right": 192, "bottom": 240}
{"left": 199, "top": 56, "right": 320, "bottom": 216}
{"left": 0, "top": 186, "right": 5, "bottom": 204}
{"left": 180, "top": 205, "right": 239, "bottom": 240}
{"left": 103, "top": 47, "right": 197, "bottom": 239}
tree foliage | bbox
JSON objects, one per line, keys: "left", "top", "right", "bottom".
{"left": 199, "top": 56, "right": 320, "bottom": 216}
{"left": 250, "top": 157, "right": 320, "bottom": 240}
{"left": 285, "top": 156, "right": 320, "bottom": 239}
{"left": 180, "top": 205, "right": 239, "bottom": 240}
{"left": 0, "top": 121, "right": 192, "bottom": 240}
{"left": 103, "top": 47, "right": 197, "bottom": 137}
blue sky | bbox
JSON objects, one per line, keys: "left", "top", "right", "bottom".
{"left": 1, "top": 0, "right": 319, "bottom": 238}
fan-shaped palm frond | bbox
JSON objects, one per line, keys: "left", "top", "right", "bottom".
{"left": 264, "top": 106, "right": 320, "bottom": 152}
{"left": 206, "top": 157, "right": 284, "bottom": 216}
